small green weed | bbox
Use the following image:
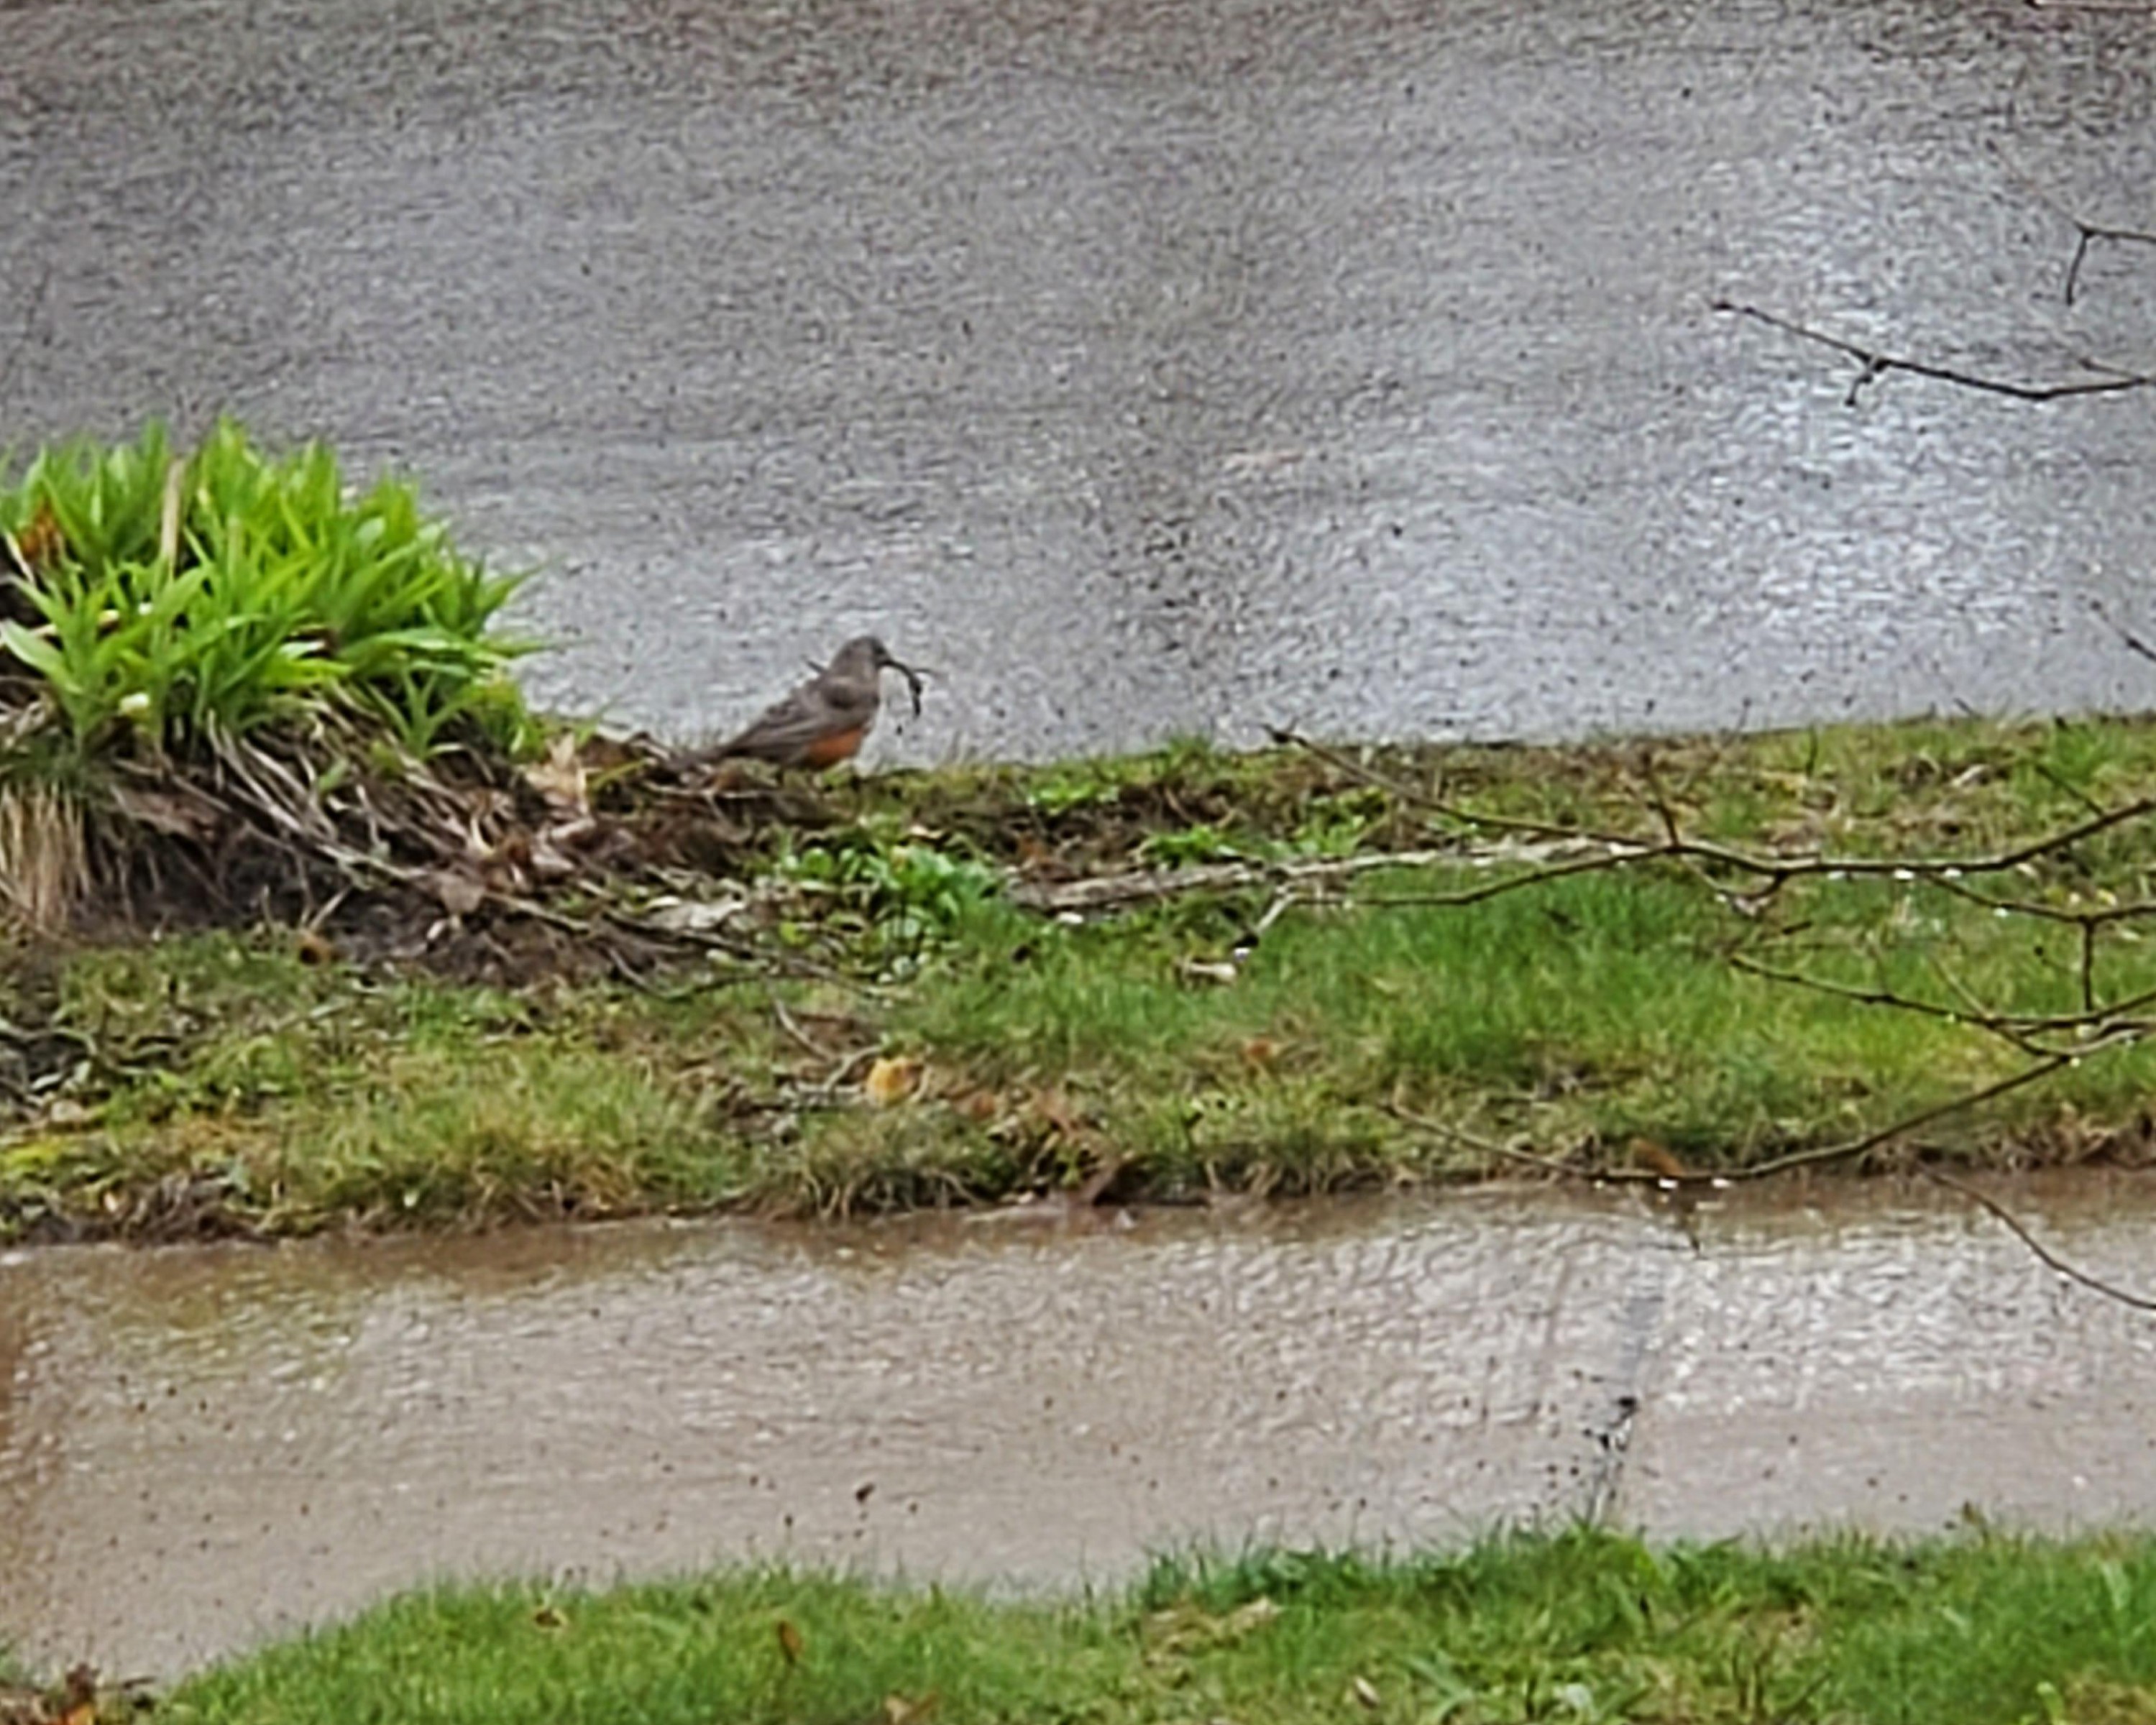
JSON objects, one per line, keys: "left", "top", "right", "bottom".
{"left": 776, "top": 827, "right": 1000, "bottom": 951}
{"left": 1136, "top": 821, "right": 1242, "bottom": 865}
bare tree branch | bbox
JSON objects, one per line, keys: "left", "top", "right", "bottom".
{"left": 2065, "top": 220, "right": 2156, "bottom": 304}
{"left": 1270, "top": 727, "right": 2156, "bottom": 887}
{"left": 1725, "top": 952, "right": 2155, "bottom": 1060}
{"left": 2089, "top": 598, "right": 2156, "bottom": 668}
{"left": 1389, "top": 1054, "right": 2079, "bottom": 1187}
{"left": 1009, "top": 846, "right": 1459, "bottom": 915}
{"left": 1701, "top": 1054, "right": 2081, "bottom": 1182}
{"left": 1711, "top": 298, "right": 2153, "bottom": 405}
{"left": 1341, "top": 845, "right": 1654, "bottom": 911}
{"left": 1926, "top": 1169, "right": 2156, "bottom": 1312}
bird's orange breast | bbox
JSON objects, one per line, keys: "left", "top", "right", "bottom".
{"left": 798, "top": 724, "right": 868, "bottom": 767}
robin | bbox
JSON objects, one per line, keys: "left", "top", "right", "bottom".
{"left": 694, "top": 635, "right": 924, "bottom": 769}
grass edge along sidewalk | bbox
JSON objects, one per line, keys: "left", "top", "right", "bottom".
{"left": 7, "top": 1530, "right": 2153, "bottom": 1724}
{"left": 15, "top": 709, "right": 2156, "bottom": 1238}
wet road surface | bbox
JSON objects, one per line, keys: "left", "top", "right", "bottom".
{"left": 3, "top": 0, "right": 2155, "bottom": 759}
{"left": 4, "top": 1178, "right": 2155, "bottom": 1676}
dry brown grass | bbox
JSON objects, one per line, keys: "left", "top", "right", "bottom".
{"left": 0, "top": 783, "right": 87, "bottom": 933}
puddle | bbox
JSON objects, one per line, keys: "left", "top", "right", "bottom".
{"left": 4, "top": 1178, "right": 2154, "bottom": 1675}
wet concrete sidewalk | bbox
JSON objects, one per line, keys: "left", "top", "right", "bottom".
{"left": 4, "top": 1179, "right": 2155, "bottom": 1677}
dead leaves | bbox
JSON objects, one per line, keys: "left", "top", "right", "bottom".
{"left": 421, "top": 865, "right": 487, "bottom": 918}
{"left": 106, "top": 778, "right": 223, "bottom": 841}
{"left": 1142, "top": 1596, "right": 1281, "bottom": 1661}
{"left": 0, "top": 1665, "right": 145, "bottom": 1725}
{"left": 843, "top": 1061, "right": 1126, "bottom": 1210}
{"left": 522, "top": 732, "right": 589, "bottom": 824}
{"left": 2, "top": 500, "right": 67, "bottom": 579}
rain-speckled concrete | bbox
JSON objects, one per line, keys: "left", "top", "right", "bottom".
{"left": 3, "top": 0, "right": 2154, "bottom": 759}
{"left": 4, "top": 1179, "right": 2155, "bottom": 1676}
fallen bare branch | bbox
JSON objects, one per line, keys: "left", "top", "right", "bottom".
{"left": 1271, "top": 727, "right": 2156, "bottom": 886}
{"left": 770, "top": 991, "right": 838, "bottom": 1061}
{"left": 2089, "top": 598, "right": 2156, "bottom": 669}
{"left": 1012, "top": 846, "right": 1466, "bottom": 915}
{"left": 1925, "top": 1169, "right": 2156, "bottom": 1312}
{"left": 2066, "top": 221, "right": 2156, "bottom": 303}
{"left": 1712, "top": 298, "right": 2154, "bottom": 405}
{"left": 1390, "top": 1054, "right": 2080, "bottom": 1186}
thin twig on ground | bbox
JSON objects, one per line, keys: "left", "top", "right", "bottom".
{"left": 2089, "top": 598, "right": 2156, "bottom": 669}
{"left": 1712, "top": 298, "right": 2154, "bottom": 405}
{"left": 1270, "top": 727, "right": 2156, "bottom": 888}
{"left": 770, "top": 992, "right": 837, "bottom": 1061}
{"left": 1390, "top": 1054, "right": 2079, "bottom": 1187}
{"left": 1009, "top": 847, "right": 1462, "bottom": 915}
{"left": 2065, "top": 223, "right": 2156, "bottom": 303}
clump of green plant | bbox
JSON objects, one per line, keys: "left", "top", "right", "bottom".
{"left": 776, "top": 824, "right": 1000, "bottom": 954}
{"left": 1135, "top": 821, "right": 1242, "bottom": 866}
{"left": 0, "top": 419, "right": 533, "bottom": 761}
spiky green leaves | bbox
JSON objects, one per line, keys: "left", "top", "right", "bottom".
{"left": 0, "top": 420, "right": 533, "bottom": 760}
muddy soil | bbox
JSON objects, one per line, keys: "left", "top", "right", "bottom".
{"left": 4, "top": 1177, "right": 2154, "bottom": 1678}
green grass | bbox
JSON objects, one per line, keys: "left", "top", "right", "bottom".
{"left": 12, "top": 712, "right": 2156, "bottom": 1237}
{"left": 0, "top": 933, "right": 781, "bottom": 1235}
{"left": 145, "top": 1532, "right": 2156, "bottom": 1724}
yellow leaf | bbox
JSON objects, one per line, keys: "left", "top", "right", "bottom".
{"left": 864, "top": 1057, "right": 922, "bottom": 1108}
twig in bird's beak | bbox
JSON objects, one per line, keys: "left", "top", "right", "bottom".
{"left": 885, "top": 657, "right": 931, "bottom": 717}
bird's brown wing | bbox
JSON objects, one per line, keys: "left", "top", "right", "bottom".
{"left": 717, "top": 677, "right": 879, "bottom": 763}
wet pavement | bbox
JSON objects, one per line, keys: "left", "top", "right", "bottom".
{"left": 3, "top": 0, "right": 2155, "bottom": 759}
{"left": 4, "top": 1177, "right": 2155, "bottom": 1677}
